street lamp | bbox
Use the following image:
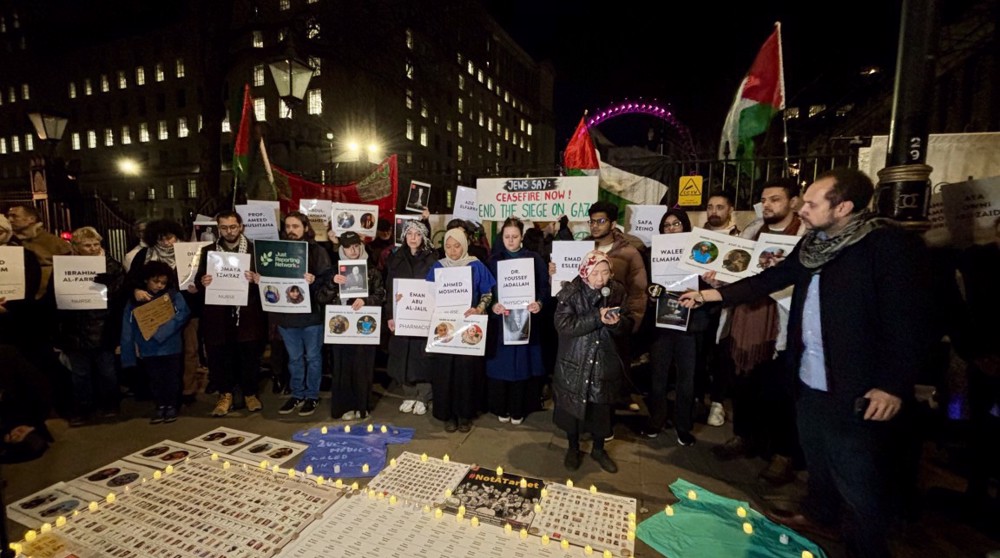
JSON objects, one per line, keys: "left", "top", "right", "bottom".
{"left": 267, "top": 51, "right": 314, "bottom": 111}
{"left": 28, "top": 112, "right": 69, "bottom": 144}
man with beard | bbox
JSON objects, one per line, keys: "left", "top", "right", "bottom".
{"left": 703, "top": 190, "right": 740, "bottom": 235}
{"left": 680, "top": 169, "right": 933, "bottom": 557}
{"left": 712, "top": 178, "right": 806, "bottom": 487}
{"left": 196, "top": 211, "right": 267, "bottom": 417}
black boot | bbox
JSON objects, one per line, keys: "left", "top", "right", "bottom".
{"left": 564, "top": 447, "right": 582, "bottom": 471}
{"left": 591, "top": 449, "right": 618, "bottom": 473}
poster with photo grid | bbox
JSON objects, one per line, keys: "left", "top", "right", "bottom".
{"left": 531, "top": 482, "right": 637, "bottom": 557}
{"left": 121, "top": 439, "right": 207, "bottom": 469}
{"left": 365, "top": 451, "right": 470, "bottom": 507}
{"left": 186, "top": 427, "right": 261, "bottom": 453}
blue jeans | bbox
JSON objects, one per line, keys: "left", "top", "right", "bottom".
{"left": 278, "top": 325, "right": 323, "bottom": 400}
{"left": 67, "top": 348, "right": 118, "bottom": 412}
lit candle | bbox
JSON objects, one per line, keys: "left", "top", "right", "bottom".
{"left": 335, "top": 479, "right": 343, "bottom": 488}
{"left": 496, "top": 466, "right": 504, "bottom": 476}
{"left": 223, "top": 461, "right": 230, "bottom": 470}
{"left": 376, "top": 492, "right": 385, "bottom": 500}
{"left": 665, "top": 505, "right": 674, "bottom": 516}
{"left": 566, "top": 479, "right": 574, "bottom": 488}
{"left": 362, "top": 464, "right": 370, "bottom": 473}
{"left": 306, "top": 465, "right": 313, "bottom": 475}
{"left": 55, "top": 516, "right": 66, "bottom": 527}
{"left": 604, "top": 551, "right": 613, "bottom": 558}
{"left": 737, "top": 506, "right": 747, "bottom": 518}
{"left": 471, "top": 516, "right": 480, "bottom": 527}
{"left": 165, "top": 465, "right": 173, "bottom": 474}
{"left": 423, "top": 505, "right": 431, "bottom": 514}
{"left": 584, "top": 544, "right": 593, "bottom": 555}
{"left": 259, "top": 460, "right": 267, "bottom": 469}
{"left": 380, "top": 425, "right": 388, "bottom": 433}
{"left": 24, "top": 531, "right": 37, "bottom": 542}
{"left": 350, "top": 481, "right": 359, "bottom": 491}
{"left": 458, "top": 505, "right": 466, "bottom": 516}
{"left": 390, "top": 458, "right": 397, "bottom": 467}
{"left": 367, "top": 489, "right": 376, "bottom": 499}
{"left": 742, "top": 522, "right": 753, "bottom": 535}
{"left": 344, "top": 425, "right": 351, "bottom": 433}
{"left": 541, "top": 535, "right": 550, "bottom": 545}
{"left": 10, "top": 543, "right": 21, "bottom": 555}
{"left": 455, "top": 514, "right": 464, "bottom": 524}
{"left": 520, "top": 478, "right": 528, "bottom": 488}
{"left": 534, "top": 503, "right": 542, "bottom": 513}
{"left": 687, "top": 490, "right": 697, "bottom": 501}
{"left": 272, "top": 465, "right": 279, "bottom": 473}
{"left": 520, "top": 528, "right": 528, "bottom": 540}
{"left": 627, "top": 530, "right": 635, "bottom": 541}
{"left": 589, "top": 485, "right": 597, "bottom": 494}
{"left": 105, "top": 493, "right": 116, "bottom": 503}
{"left": 367, "top": 424, "right": 374, "bottom": 432}
{"left": 420, "top": 453, "right": 428, "bottom": 462}
{"left": 628, "top": 512, "right": 636, "bottom": 522}
{"left": 541, "top": 488, "right": 548, "bottom": 499}
{"left": 561, "top": 539, "right": 570, "bottom": 550}
{"left": 504, "top": 524, "right": 512, "bottom": 534}
{"left": 435, "top": 508, "right": 443, "bottom": 519}
{"left": 802, "top": 552, "right": 814, "bottom": 558}
{"left": 390, "top": 495, "right": 397, "bottom": 505}
{"left": 316, "top": 477, "right": 325, "bottom": 486}
{"left": 321, "top": 426, "right": 328, "bottom": 434}
{"left": 443, "top": 454, "right": 450, "bottom": 462}
{"left": 153, "top": 471, "right": 162, "bottom": 480}
{"left": 288, "top": 469, "right": 296, "bottom": 478}
{"left": 334, "top": 464, "right": 340, "bottom": 474}
{"left": 210, "top": 453, "right": 219, "bottom": 461}
{"left": 88, "top": 501, "right": 98, "bottom": 512}
{"left": 40, "top": 523, "right": 52, "bottom": 533}
{"left": 445, "top": 489, "right": 452, "bottom": 498}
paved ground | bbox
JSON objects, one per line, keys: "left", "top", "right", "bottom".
{"left": 3, "top": 384, "right": 998, "bottom": 557}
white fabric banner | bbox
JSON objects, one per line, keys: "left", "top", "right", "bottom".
{"left": 204, "top": 251, "right": 251, "bottom": 306}
{"left": 452, "top": 185, "right": 480, "bottom": 224}
{"left": 175, "top": 241, "right": 210, "bottom": 291}
{"left": 0, "top": 246, "right": 26, "bottom": 301}
{"left": 393, "top": 279, "right": 435, "bottom": 337}
{"left": 496, "top": 258, "right": 535, "bottom": 306}
{"left": 331, "top": 202, "right": 379, "bottom": 238}
{"left": 476, "top": 176, "right": 598, "bottom": 221}
{"left": 550, "top": 240, "right": 592, "bottom": 296}
{"left": 433, "top": 266, "right": 473, "bottom": 308}
{"left": 53, "top": 255, "right": 107, "bottom": 310}
{"left": 425, "top": 307, "right": 487, "bottom": 356}
{"left": 625, "top": 205, "right": 668, "bottom": 248}
{"left": 324, "top": 305, "right": 382, "bottom": 345}
{"left": 678, "top": 227, "right": 758, "bottom": 283}
{"left": 650, "top": 233, "right": 699, "bottom": 292}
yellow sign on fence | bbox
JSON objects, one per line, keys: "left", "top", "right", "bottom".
{"left": 678, "top": 175, "right": 703, "bottom": 207}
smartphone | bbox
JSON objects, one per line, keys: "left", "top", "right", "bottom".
{"left": 606, "top": 306, "right": 622, "bottom": 317}
{"left": 853, "top": 396, "right": 870, "bottom": 417}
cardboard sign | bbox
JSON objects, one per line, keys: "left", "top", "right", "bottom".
{"left": 392, "top": 278, "right": 434, "bottom": 337}
{"left": 331, "top": 202, "right": 379, "bottom": 238}
{"left": 625, "top": 205, "right": 668, "bottom": 247}
{"left": 452, "top": 185, "right": 480, "bottom": 224}
{"left": 0, "top": 246, "right": 26, "bottom": 301}
{"left": 132, "top": 294, "right": 176, "bottom": 340}
{"left": 550, "top": 240, "right": 592, "bottom": 296}
{"left": 476, "top": 176, "right": 598, "bottom": 221}
{"left": 300, "top": 199, "right": 334, "bottom": 242}
{"left": 205, "top": 251, "right": 251, "bottom": 306}
{"left": 174, "top": 241, "right": 210, "bottom": 290}
{"left": 425, "top": 307, "right": 488, "bottom": 356}
{"left": 52, "top": 255, "right": 107, "bottom": 310}
{"left": 324, "top": 305, "right": 382, "bottom": 345}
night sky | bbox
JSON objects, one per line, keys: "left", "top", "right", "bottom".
{"left": 485, "top": 1, "right": 907, "bottom": 150}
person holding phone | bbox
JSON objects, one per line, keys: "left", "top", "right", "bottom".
{"left": 552, "top": 250, "right": 632, "bottom": 473}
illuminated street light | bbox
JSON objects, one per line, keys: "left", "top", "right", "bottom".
{"left": 117, "top": 158, "right": 141, "bottom": 176}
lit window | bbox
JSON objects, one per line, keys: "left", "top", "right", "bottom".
{"left": 187, "top": 178, "right": 197, "bottom": 198}
{"left": 457, "top": 168, "right": 462, "bottom": 181}
{"left": 446, "top": 120, "right": 452, "bottom": 132}
{"left": 405, "top": 89, "right": 413, "bottom": 109}
{"left": 279, "top": 0, "right": 290, "bottom": 10}
{"left": 405, "top": 61, "right": 414, "bottom": 80}
{"left": 167, "top": 183, "right": 175, "bottom": 199}
{"left": 136, "top": 66, "right": 146, "bottom": 85}
{"left": 68, "top": 82, "right": 76, "bottom": 99}
{"left": 158, "top": 120, "right": 169, "bottom": 140}
{"left": 10, "top": 136, "right": 19, "bottom": 152}
{"left": 24, "top": 134, "right": 33, "bottom": 151}
{"left": 7, "top": 87, "right": 14, "bottom": 102}
{"left": 307, "top": 0, "right": 318, "bottom": 3}
{"left": 104, "top": 129, "right": 114, "bottom": 147}
{"left": 121, "top": 126, "right": 132, "bottom": 145}
{"left": 487, "top": 77, "right": 492, "bottom": 91}
{"left": 458, "top": 74, "right": 465, "bottom": 91}
{"left": 487, "top": 138, "right": 492, "bottom": 153}
{"left": 419, "top": 126, "right": 428, "bottom": 147}
{"left": 252, "top": 31, "right": 264, "bottom": 48}
{"left": 253, "top": 64, "right": 265, "bottom": 87}
{"left": 504, "top": 92, "right": 509, "bottom": 103}
{"left": 309, "top": 57, "right": 321, "bottom": 76}
{"left": 100, "top": 74, "right": 110, "bottom": 92}
{"left": 71, "top": 133, "right": 80, "bottom": 150}
{"left": 155, "top": 63, "right": 165, "bottom": 82}
{"left": 175, "top": 59, "right": 185, "bottom": 78}
{"left": 496, "top": 143, "right": 502, "bottom": 157}
{"left": 21, "top": 84, "right": 29, "bottom": 100}
{"left": 118, "top": 71, "right": 127, "bottom": 89}
{"left": 487, "top": 117, "right": 493, "bottom": 132}
{"left": 86, "top": 131, "right": 96, "bottom": 148}
{"left": 278, "top": 101, "right": 291, "bottom": 120}
{"left": 467, "top": 61, "right": 474, "bottom": 75}
{"left": 457, "top": 121, "right": 463, "bottom": 138}
{"left": 197, "top": 115, "right": 202, "bottom": 131}
{"left": 307, "top": 89, "right": 322, "bottom": 115}
{"left": 497, "top": 103, "right": 502, "bottom": 117}
{"left": 478, "top": 112, "right": 484, "bottom": 127}
{"left": 253, "top": 98, "right": 266, "bottom": 121}
{"left": 457, "top": 145, "right": 463, "bottom": 162}
{"left": 477, "top": 70, "right": 483, "bottom": 83}
{"left": 527, "top": 142, "right": 531, "bottom": 153}
{"left": 520, "top": 137, "right": 525, "bottom": 149}
{"left": 306, "top": 22, "right": 320, "bottom": 39}
{"left": 405, "top": 29, "right": 413, "bottom": 50}
{"left": 457, "top": 97, "right": 463, "bottom": 114}
{"left": 139, "top": 123, "right": 150, "bottom": 142}
{"left": 84, "top": 79, "right": 93, "bottom": 95}
{"left": 527, "top": 123, "right": 532, "bottom": 136}
{"left": 222, "top": 116, "right": 231, "bottom": 133}
{"left": 405, "top": 119, "right": 414, "bottom": 141}
{"left": 147, "top": 187, "right": 156, "bottom": 200}
{"left": 420, "top": 101, "right": 428, "bottom": 118}
{"left": 504, "top": 128, "right": 509, "bottom": 141}
{"left": 178, "top": 117, "right": 189, "bottom": 138}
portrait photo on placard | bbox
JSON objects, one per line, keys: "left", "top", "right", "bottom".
{"left": 405, "top": 181, "right": 431, "bottom": 213}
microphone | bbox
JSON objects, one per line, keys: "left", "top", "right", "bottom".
{"left": 600, "top": 286, "right": 610, "bottom": 305}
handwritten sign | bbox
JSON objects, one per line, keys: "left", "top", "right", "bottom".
{"left": 393, "top": 278, "right": 434, "bottom": 337}
{"left": 331, "top": 202, "right": 379, "bottom": 238}
{"left": 625, "top": 205, "right": 668, "bottom": 248}
{"left": 205, "top": 251, "right": 251, "bottom": 306}
{"left": 550, "top": 241, "right": 592, "bottom": 296}
{"left": 174, "top": 241, "right": 210, "bottom": 290}
{"left": 52, "top": 255, "right": 107, "bottom": 310}
{"left": 452, "top": 185, "right": 480, "bottom": 224}
{"left": 132, "top": 294, "right": 176, "bottom": 340}
{"left": 236, "top": 202, "right": 279, "bottom": 240}
{"left": 650, "top": 233, "right": 698, "bottom": 292}
{"left": 0, "top": 246, "right": 26, "bottom": 301}
{"left": 324, "top": 305, "right": 381, "bottom": 345}
{"left": 496, "top": 258, "right": 534, "bottom": 306}
{"left": 300, "top": 199, "right": 333, "bottom": 242}
{"left": 476, "top": 176, "right": 598, "bottom": 221}
{"left": 935, "top": 176, "right": 1000, "bottom": 247}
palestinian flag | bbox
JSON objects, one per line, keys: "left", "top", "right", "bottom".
{"left": 232, "top": 84, "right": 254, "bottom": 185}
{"left": 273, "top": 155, "right": 399, "bottom": 222}
{"left": 719, "top": 22, "right": 785, "bottom": 161}
{"left": 563, "top": 116, "right": 669, "bottom": 218}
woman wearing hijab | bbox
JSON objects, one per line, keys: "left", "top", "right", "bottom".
{"left": 425, "top": 228, "right": 496, "bottom": 433}
{"left": 553, "top": 250, "right": 632, "bottom": 473}
{"left": 385, "top": 220, "right": 438, "bottom": 416}
{"left": 317, "top": 231, "right": 386, "bottom": 420}
{"left": 486, "top": 217, "right": 548, "bottom": 425}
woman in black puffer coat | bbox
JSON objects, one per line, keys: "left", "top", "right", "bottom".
{"left": 552, "top": 250, "right": 632, "bottom": 474}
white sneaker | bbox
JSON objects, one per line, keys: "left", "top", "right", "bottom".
{"left": 412, "top": 402, "right": 427, "bottom": 416}
{"left": 707, "top": 402, "right": 726, "bottom": 427}
{"left": 498, "top": 415, "right": 511, "bottom": 423}
{"left": 510, "top": 418, "right": 524, "bottom": 425}
{"left": 399, "top": 400, "right": 416, "bottom": 413}
{"left": 341, "top": 410, "right": 360, "bottom": 420}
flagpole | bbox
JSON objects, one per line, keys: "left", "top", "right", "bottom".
{"left": 781, "top": 109, "right": 790, "bottom": 177}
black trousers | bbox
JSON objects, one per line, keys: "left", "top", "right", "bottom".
{"left": 487, "top": 377, "right": 530, "bottom": 420}
{"left": 797, "top": 386, "right": 898, "bottom": 558}
{"left": 730, "top": 352, "right": 800, "bottom": 459}
{"left": 430, "top": 354, "right": 483, "bottom": 422}
{"left": 329, "top": 345, "right": 375, "bottom": 418}
{"left": 143, "top": 354, "right": 182, "bottom": 409}
{"left": 206, "top": 340, "right": 263, "bottom": 397}
{"left": 647, "top": 329, "right": 697, "bottom": 434}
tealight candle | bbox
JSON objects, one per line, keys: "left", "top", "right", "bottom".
{"left": 802, "top": 552, "right": 814, "bottom": 558}
{"left": 390, "top": 458, "right": 397, "bottom": 467}
{"left": 367, "top": 489, "right": 376, "bottom": 499}
{"left": 306, "top": 465, "right": 313, "bottom": 475}
{"left": 223, "top": 461, "right": 231, "bottom": 470}
{"left": 380, "top": 425, "right": 388, "bottom": 433}
{"left": 471, "top": 516, "right": 480, "bottom": 527}
{"left": 445, "top": 489, "right": 452, "bottom": 498}
{"left": 496, "top": 466, "right": 504, "bottom": 476}
{"left": 627, "top": 530, "right": 635, "bottom": 541}
{"left": 55, "top": 516, "right": 66, "bottom": 527}
{"left": 443, "top": 454, "right": 450, "bottom": 462}
{"left": 10, "top": 543, "right": 22, "bottom": 555}
{"left": 105, "top": 493, "right": 115, "bottom": 503}
{"left": 541, "top": 488, "right": 548, "bottom": 499}
{"left": 376, "top": 492, "right": 385, "bottom": 500}
{"left": 520, "top": 528, "right": 528, "bottom": 539}
{"left": 88, "top": 501, "right": 98, "bottom": 512}
{"left": 40, "top": 523, "right": 52, "bottom": 533}
{"left": 455, "top": 514, "right": 464, "bottom": 524}
{"left": 344, "top": 425, "right": 351, "bottom": 433}
{"left": 458, "top": 505, "right": 466, "bottom": 515}
{"left": 421, "top": 453, "right": 428, "bottom": 462}
{"left": 566, "top": 479, "right": 574, "bottom": 488}
{"left": 351, "top": 482, "right": 359, "bottom": 490}
{"left": 288, "top": 469, "right": 296, "bottom": 478}
{"left": 628, "top": 512, "right": 636, "bottom": 522}
{"left": 561, "top": 539, "right": 570, "bottom": 550}
{"left": 737, "top": 506, "right": 747, "bottom": 518}
{"left": 24, "top": 531, "right": 37, "bottom": 542}
{"left": 687, "top": 490, "right": 697, "bottom": 501}
{"left": 210, "top": 453, "right": 218, "bottom": 461}
{"left": 367, "top": 424, "right": 374, "bottom": 432}
{"left": 520, "top": 478, "right": 528, "bottom": 488}
{"left": 390, "top": 495, "right": 397, "bottom": 505}
{"left": 604, "top": 551, "right": 613, "bottom": 558}
{"left": 153, "top": 471, "right": 162, "bottom": 479}
{"left": 541, "top": 535, "right": 550, "bottom": 545}
{"left": 362, "top": 464, "right": 370, "bottom": 473}
{"left": 590, "top": 485, "right": 598, "bottom": 494}
{"left": 335, "top": 479, "right": 343, "bottom": 488}
{"left": 534, "top": 503, "right": 542, "bottom": 513}
{"left": 665, "top": 505, "right": 674, "bottom": 516}
{"left": 165, "top": 465, "right": 173, "bottom": 474}
{"left": 321, "top": 426, "right": 328, "bottom": 434}
{"left": 584, "top": 545, "right": 593, "bottom": 555}
{"left": 435, "top": 508, "right": 443, "bottom": 519}
{"left": 423, "top": 505, "right": 431, "bottom": 513}
{"left": 742, "top": 522, "right": 753, "bottom": 535}
{"left": 259, "top": 460, "right": 267, "bottom": 469}
{"left": 316, "top": 477, "right": 325, "bottom": 486}
{"left": 272, "top": 465, "right": 279, "bottom": 473}
{"left": 504, "top": 523, "right": 512, "bottom": 534}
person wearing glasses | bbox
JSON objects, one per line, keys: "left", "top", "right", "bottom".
{"left": 196, "top": 211, "right": 267, "bottom": 417}
{"left": 583, "top": 201, "right": 647, "bottom": 333}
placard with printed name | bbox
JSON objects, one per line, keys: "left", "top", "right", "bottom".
{"left": 451, "top": 185, "right": 480, "bottom": 224}
{"left": 496, "top": 257, "right": 535, "bottom": 306}
{"left": 392, "top": 278, "right": 435, "bottom": 337}
{"left": 0, "top": 246, "right": 25, "bottom": 301}
{"left": 204, "top": 251, "right": 251, "bottom": 306}
{"left": 650, "top": 233, "right": 698, "bottom": 292}
{"left": 433, "top": 266, "right": 473, "bottom": 308}
{"left": 550, "top": 240, "right": 592, "bottom": 296}
{"left": 625, "top": 205, "right": 668, "bottom": 248}
{"left": 174, "top": 241, "right": 210, "bottom": 290}
{"left": 236, "top": 202, "right": 280, "bottom": 240}
{"left": 255, "top": 240, "right": 311, "bottom": 313}
{"left": 678, "top": 227, "right": 759, "bottom": 283}
{"left": 300, "top": 198, "right": 334, "bottom": 242}
{"left": 52, "top": 255, "right": 107, "bottom": 310}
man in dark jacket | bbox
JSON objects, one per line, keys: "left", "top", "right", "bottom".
{"left": 680, "top": 168, "right": 934, "bottom": 557}
{"left": 196, "top": 210, "right": 267, "bottom": 417}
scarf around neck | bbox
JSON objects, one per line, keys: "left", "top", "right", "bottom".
{"left": 798, "top": 210, "right": 890, "bottom": 270}
{"left": 145, "top": 243, "right": 177, "bottom": 269}
{"left": 217, "top": 234, "right": 249, "bottom": 254}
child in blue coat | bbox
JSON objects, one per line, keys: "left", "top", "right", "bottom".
{"left": 121, "top": 261, "right": 190, "bottom": 423}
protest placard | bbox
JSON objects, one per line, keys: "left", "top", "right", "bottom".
{"left": 550, "top": 240, "right": 592, "bottom": 296}
{"left": 132, "top": 293, "right": 176, "bottom": 340}
{"left": 433, "top": 266, "right": 473, "bottom": 308}
{"left": 678, "top": 227, "right": 758, "bottom": 283}
{"left": 394, "top": 214, "right": 420, "bottom": 245}
{"left": 425, "top": 307, "right": 488, "bottom": 356}
{"left": 452, "top": 185, "right": 480, "bottom": 224}
{"left": 476, "top": 175, "right": 598, "bottom": 222}
{"left": 496, "top": 258, "right": 534, "bottom": 306}
{"left": 331, "top": 202, "right": 379, "bottom": 238}
{"left": 392, "top": 278, "right": 434, "bottom": 337}
{"left": 236, "top": 202, "right": 280, "bottom": 240}
{"left": 626, "top": 205, "right": 668, "bottom": 247}
{"left": 174, "top": 241, "right": 210, "bottom": 291}
{"left": 300, "top": 199, "right": 333, "bottom": 241}
{"left": 405, "top": 180, "right": 432, "bottom": 213}
{"left": 0, "top": 246, "right": 25, "bottom": 301}
{"left": 204, "top": 251, "right": 251, "bottom": 306}
{"left": 650, "top": 233, "right": 698, "bottom": 292}
{"left": 337, "top": 259, "right": 369, "bottom": 299}
{"left": 324, "top": 305, "right": 381, "bottom": 345}
{"left": 52, "top": 255, "right": 107, "bottom": 310}
{"left": 255, "top": 240, "right": 310, "bottom": 313}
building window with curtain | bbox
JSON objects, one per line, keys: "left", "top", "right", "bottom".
{"left": 307, "top": 89, "right": 322, "bottom": 115}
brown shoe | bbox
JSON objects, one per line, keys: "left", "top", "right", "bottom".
{"left": 245, "top": 394, "right": 263, "bottom": 413}
{"left": 211, "top": 393, "right": 233, "bottom": 417}
{"left": 759, "top": 454, "right": 796, "bottom": 486}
